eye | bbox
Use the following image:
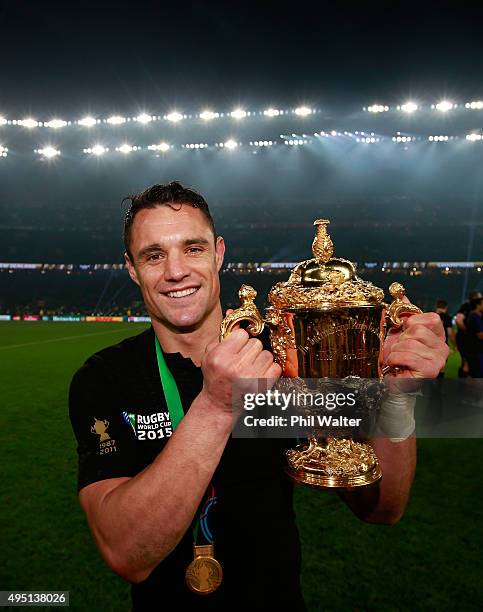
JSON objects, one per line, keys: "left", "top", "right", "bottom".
{"left": 147, "top": 253, "right": 162, "bottom": 262}
{"left": 187, "top": 246, "right": 204, "bottom": 254}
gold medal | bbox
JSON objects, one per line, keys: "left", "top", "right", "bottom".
{"left": 185, "top": 544, "right": 223, "bottom": 595}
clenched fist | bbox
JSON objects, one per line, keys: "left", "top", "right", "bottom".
{"left": 200, "top": 328, "right": 282, "bottom": 412}
{"left": 384, "top": 312, "right": 449, "bottom": 379}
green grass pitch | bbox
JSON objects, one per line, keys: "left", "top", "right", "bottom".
{"left": 1, "top": 322, "right": 482, "bottom": 611}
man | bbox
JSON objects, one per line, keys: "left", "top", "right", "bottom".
{"left": 455, "top": 291, "right": 483, "bottom": 377}
{"left": 435, "top": 299, "right": 456, "bottom": 377}
{"left": 466, "top": 296, "right": 483, "bottom": 377}
{"left": 435, "top": 300, "right": 455, "bottom": 346}
{"left": 69, "top": 182, "right": 448, "bottom": 611}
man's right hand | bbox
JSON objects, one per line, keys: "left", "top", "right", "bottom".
{"left": 200, "top": 328, "right": 281, "bottom": 412}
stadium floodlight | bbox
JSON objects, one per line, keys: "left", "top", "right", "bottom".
{"left": 400, "top": 102, "right": 418, "bottom": 113}
{"left": 116, "top": 144, "right": 139, "bottom": 154}
{"left": 435, "top": 100, "right": 453, "bottom": 112}
{"left": 223, "top": 139, "right": 238, "bottom": 149}
{"left": 264, "top": 108, "right": 280, "bottom": 117}
{"left": 83, "top": 145, "right": 108, "bottom": 155}
{"left": 166, "top": 112, "right": 183, "bottom": 122}
{"left": 200, "top": 110, "right": 219, "bottom": 121}
{"left": 294, "top": 106, "right": 312, "bottom": 116}
{"left": 465, "top": 100, "right": 483, "bottom": 110}
{"left": 397, "top": 136, "right": 413, "bottom": 143}
{"left": 367, "top": 104, "right": 389, "bottom": 113}
{"left": 106, "top": 115, "right": 126, "bottom": 125}
{"left": 44, "top": 119, "right": 67, "bottom": 129}
{"left": 0, "top": 116, "right": 7, "bottom": 126}
{"left": 230, "top": 109, "right": 247, "bottom": 120}
{"left": 35, "top": 146, "right": 60, "bottom": 158}
{"left": 148, "top": 142, "right": 171, "bottom": 152}
{"left": 78, "top": 116, "right": 97, "bottom": 127}
{"left": 466, "top": 133, "right": 483, "bottom": 141}
{"left": 19, "top": 118, "right": 40, "bottom": 128}
{"left": 0, "top": 145, "right": 8, "bottom": 157}
{"left": 135, "top": 113, "right": 153, "bottom": 124}
{"left": 185, "top": 143, "right": 209, "bottom": 149}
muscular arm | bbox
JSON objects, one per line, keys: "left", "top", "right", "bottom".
{"left": 338, "top": 436, "right": 416, "bottom": 524}
{"left": 78, "top": 329, "right": 280, "bottom": 584}
{"left": 80, "top": 392, "right": 232, "bottom": 583}
{"left": 339, "top": 311, "right": 446, "bottom": 525}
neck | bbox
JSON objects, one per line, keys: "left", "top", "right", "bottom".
{"left": 152, "top": 306, "right": 223, "bottom": 366}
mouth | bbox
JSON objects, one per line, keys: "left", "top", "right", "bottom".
{"left": 163, "top": 287, "right": 200, "bottom": 299}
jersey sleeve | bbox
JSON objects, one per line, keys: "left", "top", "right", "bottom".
{"left": 69, "top": 356, "right": 139, "bottom": 492}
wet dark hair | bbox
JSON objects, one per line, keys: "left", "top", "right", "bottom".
{"left": 123, "top": 181, "right": 216, "bottom": 259}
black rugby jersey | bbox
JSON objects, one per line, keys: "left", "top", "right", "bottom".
{"left": 69, "top": 327, "right": 305, "bottom": 611}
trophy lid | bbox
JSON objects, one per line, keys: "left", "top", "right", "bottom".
{"left": 268, "top": 219, "right": 385, "bottom": 310}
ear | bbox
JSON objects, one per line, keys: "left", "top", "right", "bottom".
{"left": 125, "top": 252, "right": 140, "bottom": 286}
{"left": 215, "top": 236, "right": 225, "bottom": 272}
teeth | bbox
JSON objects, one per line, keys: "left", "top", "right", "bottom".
{"left": 166, "top": 287, "right": 198, "bottom": 298}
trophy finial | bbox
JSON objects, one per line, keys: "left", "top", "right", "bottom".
{"left": 312, "top": 219, "right": 333, "bottom": 262}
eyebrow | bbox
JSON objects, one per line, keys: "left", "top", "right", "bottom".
{"left": 136, "top": 237, "right": 211, "bottom": 260}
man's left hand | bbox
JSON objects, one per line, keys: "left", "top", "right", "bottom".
{"left": 383, "top": 312, "right": 450, "bottom": 379}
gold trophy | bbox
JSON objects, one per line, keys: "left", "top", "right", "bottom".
{"left": 221, "top": 219, "right": 421, "bottom": 489}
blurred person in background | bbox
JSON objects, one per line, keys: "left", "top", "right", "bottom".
{"left": 435, "top": 299, "right": 455, "bottom": 378}
{"left": 466, "top": 297, "right": 483, "bottom": 378}
{"left": 455, "top": 291, "right": 482, "bottom": 377}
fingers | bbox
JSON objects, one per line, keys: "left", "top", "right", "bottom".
{"left": 390, "top": 337, "right": 440, "bottom": 361}
{"left": 264, "top": 361, "right": 282, "bottom": 379}
{"left": 402, "top": 312, "right": 446, "bottom": 340}
{"left": 386, "top": 337, "right": 449, "bottom": 379}
{"left": 252, "top": 348, "right": 275, "bottom": 371}
{"left": 205, "top": 339, "right": 219, "bottom": 355}
{"left": 396, "top": 323, "right": 443, "bottom": 350}
{"left": 219, "top": 327, "right": 251, "bottom": 351}
{"left": 385, "top": 350, "right": 442, "bottom": 378}
{"left": 236, "top": 337, "right": 262, "bottom": 362}
{"left": 384, "top": 311, "right": 449, "bottom": 379}
{"left": 205, "top": 327, "right": 277, "bottom": 376}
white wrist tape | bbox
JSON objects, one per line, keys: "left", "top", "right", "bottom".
{"left": 375, "top": 393, "right": 417, "bottom": 442}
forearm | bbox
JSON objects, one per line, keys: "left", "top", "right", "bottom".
{"left": 339, "top": 435, "right": 416, "bottom": 524}
{"left": 90, "top": 393, "right": 232, "bottom": 582}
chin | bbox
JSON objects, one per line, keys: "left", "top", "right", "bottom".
{"left": 167, "top": 312, "right": 204, "bottom": 330}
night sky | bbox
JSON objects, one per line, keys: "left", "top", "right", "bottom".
{"left": 1, "top": 1, "right": 483, "bottom": 116}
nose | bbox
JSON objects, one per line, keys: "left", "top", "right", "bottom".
{"left": 163, "top": 251, "right": 190, "bottom": 283}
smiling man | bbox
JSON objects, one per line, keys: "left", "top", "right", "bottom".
{"left": 123, "top": 186, "right": 225, "bottom": 346}
{"left": 69, "top": 181, "right": 448, "bottom": 611}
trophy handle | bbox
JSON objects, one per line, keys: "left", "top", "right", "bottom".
{"left": 385, "top": 282, "right": 423, "bottom": 327}
{"left": 220, "top": 285, "right": 265, "bottom": 339}
{"left": 382, "top": 282, "right": 423, "bottom": 376}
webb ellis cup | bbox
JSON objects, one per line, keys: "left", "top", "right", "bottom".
{"left": 221, "top": 220, "right": 421, "bottom": 489}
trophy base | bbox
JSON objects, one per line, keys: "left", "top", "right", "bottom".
{"left": 285, "top": 437, "right": 382, "bottom": 489}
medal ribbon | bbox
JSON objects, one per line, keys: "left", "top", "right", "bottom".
{"left": 155, "top": 336, "right": 185, "bottom": 430}
{"left": 155, "top": 336, "right": 217, "bottom": 545}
